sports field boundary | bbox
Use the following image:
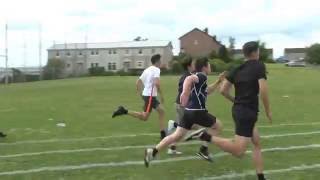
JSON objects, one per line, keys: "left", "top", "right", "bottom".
{"left": 0, "top": 144, "right": 319, "bottom": 176}
{"left": 1, "top": 130, "right": 320, "bottom": 159}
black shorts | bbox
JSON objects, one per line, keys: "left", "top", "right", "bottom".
{"left": 179, "top": 110, "right": 216, "bottom": 130}
{"left": 232, "top": 105, "right": 258, "bottom": 137}
{"left": 142, "top": 96, "right": 160, "bottom": 112}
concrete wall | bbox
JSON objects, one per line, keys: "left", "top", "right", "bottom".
{"left": 284, "top": 52, "right": 306, "bottom": 61}
{"left": 48, "top": 46, "right": 173, "bottom": 77}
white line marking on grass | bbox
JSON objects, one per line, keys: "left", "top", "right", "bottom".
{"left": 261, "top": 131, "right": 320, "bottom": 138}
{"left": 0, "top": 133, "right": 159, "bottom": 146}
{"left": 1, "top": 130, "right": 320, "bottom": 158}
{"left": 198, "top": 163, "right": 320, "bottom": 180}
{"left": 0, "top": 141, "right": 200, "bottom": 158}
{"left": 0, "top": 144, "right": 320, "bottom": 176}
{"left": 259, "top": 122, "right": 320, "bottom": 128}
{"left": 1, "top": 122, "right": 320, "bottom": 146}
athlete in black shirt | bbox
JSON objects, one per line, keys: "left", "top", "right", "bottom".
{"left": 185, "top": 41, "right": 271, "bottom": 180}
{"left": 144, "top": 57, "right": 224, "bottom": 167}
{"left": 167, "top": 58, "right": 219, "bottom": 161}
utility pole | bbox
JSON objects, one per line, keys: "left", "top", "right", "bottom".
{"left": 5, "top": 22, "right": 9, "bottom": 84}
{"left": 38, "top": 23, "right": 42, "bottom": 80}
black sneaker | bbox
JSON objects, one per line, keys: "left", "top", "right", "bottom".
{"left": 112, "top": 106, "right": 128, "bottom": 118}
{"left": 197, "top": 149, "right": 213, "bottom": 162}
{"left": 184, "top": 128, "right": 206, "bottom": 141}
{"left": 0, "top": 132, "right": 7, "bottom": 138}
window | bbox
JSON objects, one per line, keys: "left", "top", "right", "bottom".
{"left": 108, "top": 62, "right": 117, "bottom": 70}
{"left": 125, "top": 49, "right": 129, "bottom": 54}
{"left": 151, "top": 49, "right": 155, "bottom": 54}
{"left": 91, "top": 63, "right": 99, "bottom": 67}
{"left": 138, "top": 49, "right": 143, "bottom": 54}
{"left": 109, "top": 50, "right": 112, "bottom": 54}
{"left": 79, "top": 51, "right": 83, "bottom": 56}
{"left": 66, "top": 51, "right": 71, "bottom": 56}
{"left": 113, "top": 49, "right": 117, "bottom": 54}
{"left": 91, "top": 51, "right": 95, "bottom": 55}
{"left": 67, "top": 64, "right": 71, "bottom": 68}
{"left": 56, "top": 51, "right": 60, "bottom": 57}
{"left": 95, "top": 50, "right": 99, "bottom": 55}
{"left": 136, "top": 61, "right": 143, "bottom": 68}
{"left": 194, "top": 40, "right": 199, "bottom": 45}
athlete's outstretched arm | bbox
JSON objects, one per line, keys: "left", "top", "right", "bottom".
{"left": 220, "top": 80, "right": 235, "bottom": 103}
{"left": 207, "top": 71, "right": 227, "bottom": 95}
{"left": 259, "top": 79, "right": 272, "bottom": 123}
{"left": 180, "top": 75, "right": 199, "bottom": 107}
{"left": 136, "top": 79, "right": 143, "bottom": 96}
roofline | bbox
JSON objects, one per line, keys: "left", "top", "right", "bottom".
{"left": 47, "top": 41, "right": 172, "bottom": 51}
{"left": 179, "top": 28, "right": 223, "bottom": 46}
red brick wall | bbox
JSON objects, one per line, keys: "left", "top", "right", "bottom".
{"left": 180, "top": 30, "right": 221, "bottom": 57}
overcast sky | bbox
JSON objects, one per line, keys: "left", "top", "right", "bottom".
{"left": 0, "top": 0, "right": 319, "bottom": 67}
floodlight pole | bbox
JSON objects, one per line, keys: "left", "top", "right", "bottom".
{"left": 5, "top": 23, "right": 9, "bottom": 84}
{"left": 38, "top": 23, "right": 43, "bottom": 80}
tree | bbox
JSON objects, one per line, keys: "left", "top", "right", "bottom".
{"left": 228, "top": 37, "right": 236, "bottom": 57}
{"left": 134, "top": 36, "right": 148, "bottom": 41}
{"left": 218, "top": 45, "right": 232, "bottom": 63}
{"left": 43, "top": 58, "right": 66, "bottom": 80}
{"left": 228, "top": 37, "right": 236, "bottom": 50}
{"left": 306, "top": 43, "right": 320, "bottom": 64}
{"left": 134, "top": 36, "right": 142, "bottom": 41}
{"left": 258, "top": 41, "right": 271, "bottom": 62}
{"left": 208, "top": 50, "right": 219, "bottom": 59}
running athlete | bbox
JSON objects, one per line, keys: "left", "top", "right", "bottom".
{"left": 144, "top": 57, "right": 223, "bottom": 167}
{"left": 167, "top": 57, "right": 223, "bottom": 161}
{"left": 112, "top": 54, "right": 167, "bottom": 139}
{"left": 185, "top": 41, "right": 271, "bottom": 180}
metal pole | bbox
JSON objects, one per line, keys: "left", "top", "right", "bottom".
{"left": 39, "top": 23, "right": 42, "bottom": 80}
{"left": 5, "top": 23, "right": 9, "bottom": 84}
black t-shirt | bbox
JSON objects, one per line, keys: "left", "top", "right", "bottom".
{"left": 176, "top": 71, "right": 192, "bottom": 104}
{"left": 226, "top": 60, "right": 267, "bottom": 112}
{"left": 186, "top": 72, "right": 208, "bottom": 110}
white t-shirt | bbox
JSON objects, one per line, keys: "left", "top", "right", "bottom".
{"left": 139, "top": 66, "right": 161, "bottom": 97}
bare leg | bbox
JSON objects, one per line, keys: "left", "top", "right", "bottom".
{"left": 128, "top": 111, "right": 150, "bottom": 121}
{"left": 156, "top": 127, "right": 188, "bottom": 151}
{"left": 210, "top": 135, "right": 250, "bottom": 158}
{"left": 156, "top": 105, "right": 166, "bottom": 131}
{"left": 251, "top": 127, "right": 264, "bottom": 174}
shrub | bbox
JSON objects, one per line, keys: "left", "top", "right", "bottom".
{"left": 88, "top": 67, "right": 106, "bottom": 76}
{"left": 210, "top": 58, "right": 228, "bottom": 72}
{"left": 306, "top": 43, "right": 320, "bottom": 64}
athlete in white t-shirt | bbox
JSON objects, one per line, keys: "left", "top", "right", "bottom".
{"left": 112, "top": 54, "right": 166, "bottom": 139}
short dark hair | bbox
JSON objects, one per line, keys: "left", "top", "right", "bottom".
{"left": 195, "top": 57, "right": 209, "bottom": 72}
{"left": 151, "top": 54, "right": 161, "bottom": 64}
{"left": 243, "top": 41, "right": 259, "bottom": 57}
{"left": 181, "top": 57, "right": 193, "bottom": 71}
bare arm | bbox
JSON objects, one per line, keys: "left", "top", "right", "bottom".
{"left": 154, "top": 77, "right": 164, "bottom": 103}
{"left": 219, "top": 80, "right": 235, "bottom": 103}
{"left": 259, "top": 79, "right": 272, "bottom": 123}
{"left": 207, "top": 71, "right": 227, "bottom": 95}
{"left": 180, "top": 75, "right": 199, "bottom": 107}
{"left": 136, "top": 79, "right": 143, "bottom": 96}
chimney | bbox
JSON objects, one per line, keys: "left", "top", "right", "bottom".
{"left": 204, "top": 28, "right": 209, "bottom": 34}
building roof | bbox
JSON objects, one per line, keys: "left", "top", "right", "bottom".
{"left": 48, "top": 40, "right": 172, "bottom": 50}
{"left": 179, "top": 28, "right": 222, "bottom": 46}
{"left": 284, "top": 48, "right": 306, "bottom": 54}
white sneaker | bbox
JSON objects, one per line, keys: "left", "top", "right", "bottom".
{"left": 167, "top": 148, "right": 183, "bottom": 155}
{"left": 167, "top": 120, "right": 176, "bottom": 135}
{"left": 144, "top": 148, "right": 154, "bottom": 168}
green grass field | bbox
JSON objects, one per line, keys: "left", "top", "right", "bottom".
{"left": 0, "top": 64, "right": 320, "bottom": 180}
